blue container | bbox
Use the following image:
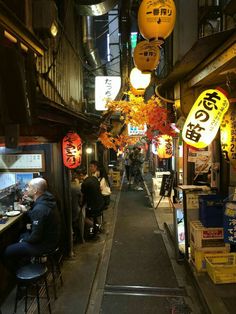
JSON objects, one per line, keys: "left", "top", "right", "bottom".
{"left": 199, "top": 195, "right": 225, "bottom": 228}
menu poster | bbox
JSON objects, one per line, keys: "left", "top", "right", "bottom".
{"left": 0, "top": 153, "right": 45, "bottom": 172}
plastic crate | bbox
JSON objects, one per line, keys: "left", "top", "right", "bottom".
{"left": 205, "top": 253, "right": 236, "bottom": 284}
{"left": 190, "top": 221, "right": 225, "bottom": 248}
{"left": 199, "top": 195, "right": 225, "bottom": 227}
{"left": 190, "top": 242, "right": 230, "bottom": 272}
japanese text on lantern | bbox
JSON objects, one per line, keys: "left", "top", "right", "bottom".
{"left": 62, "top": 132, "right": 82, "bottom": 169}
{"left": 183, "top": 89, "right": 229, "bottom": 149}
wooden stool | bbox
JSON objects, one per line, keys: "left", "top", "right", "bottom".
{"left": 14, "top": 263, "right": 51, "bottom": 314}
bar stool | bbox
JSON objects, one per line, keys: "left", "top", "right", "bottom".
{"left": 35, "top": 247, "right": 63, "bottom": 300}
{"left": 14, "top": 263, "right": 51, "bottom": 314}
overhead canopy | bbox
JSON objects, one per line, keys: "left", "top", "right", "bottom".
{"left": 159, "top": 29, "right": 236, "bottom": 89}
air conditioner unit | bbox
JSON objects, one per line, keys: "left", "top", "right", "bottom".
{"left": 33, "top": 0, "right": 58, "bottom": 38}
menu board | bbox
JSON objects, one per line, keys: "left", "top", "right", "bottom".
{"left": 0, "top": 153, "right": 45, "bottom": 172}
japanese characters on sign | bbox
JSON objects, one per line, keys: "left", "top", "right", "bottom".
{"left": 128, "top": 124, "right": 147, "bottom": 136}
{"left": 62, "top": 131, "right": 82, "bottom": 169}
{"left": 220, "top": 102, "right": 236, "bottom": 169}
{"left": 182, "top": 89, "right": 229, "bottom": 149}
{"left": 138, "top": 0, "right": 176, "bottom": 41}
{"left": 224, "top": 202, "right": 236, "bottom": 244}
{"left": 156, "top": 135, "right": 173, "bottom": 158}
{"left": 95, "top": 76, "right": 121, "bottom": 111}
{"left": 133, "top": 40, "right": 160, "bottom": 72}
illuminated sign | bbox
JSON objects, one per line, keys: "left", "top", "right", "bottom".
{"left": 128, "top": 124, "right": 147, "bottom": 136}
{"left": 95, "top": 76, "right": 121, "bottom": 111}
{"left": 182, "top": 89, "right": 229, "bottom": 149}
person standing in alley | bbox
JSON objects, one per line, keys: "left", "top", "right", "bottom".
{"left": 124, "top": 148, "right": 131, "bottom": 184}
{"left": 129, "top": 146, "right": 144, "bottom": 190}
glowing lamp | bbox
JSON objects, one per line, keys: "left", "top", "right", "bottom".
{"left": 182, "top": 89, "right": 229, "bottom": 149}
{"left": 138, "top": 0, "right": 176, "bottom": 41}
{"left": 130, "top": 67, "right": 151, "bottom": 90}
{"left": 156, "top": 135, "right": 173, "bottom": 158}
{"left": 220, "top": 101, "right": 236, "bottom": 168}
{"left": 62, "top": 131, "right": 82, "bottom": 169}
{"left": 133, "top": 41, "right": 160, "bottom": 73}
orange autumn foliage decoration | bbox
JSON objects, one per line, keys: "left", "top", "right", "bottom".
{"left": 98, "top": 93, "right": 175, "bottom": 150}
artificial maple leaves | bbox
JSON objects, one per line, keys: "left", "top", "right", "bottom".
{"left": 98, "top": 92, "right": 176, "bottom": 150}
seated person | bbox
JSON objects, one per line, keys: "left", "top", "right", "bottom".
{"left": 79, "top": 167, "right": 105, "bottom": 238}
{"left": 3, "top": 177, "right": 61, "bottom": 271}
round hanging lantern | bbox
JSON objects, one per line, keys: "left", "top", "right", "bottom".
{"left": 62, "top": 131, "right": 82, "bottom": 169}
{"left": 220, "top": 100, "right": 236, "bottom": 168}
{"left": 133, "top": 41, "right": 160, "bottom": 73}
{"left": 156, "top": 135, "right": 173, "bottom": 158}
{"left": 130, "top": 67, "right": 151, "bottom": 90}
{"left": 138, "top": 0, "right": 176, "bottom": 41}
{"left": 182, "top": 89, "right": 229, "bottom": 149}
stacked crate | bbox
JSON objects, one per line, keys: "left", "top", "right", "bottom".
{"left": 190, "top": 221, "right": 230, "bottom": 272}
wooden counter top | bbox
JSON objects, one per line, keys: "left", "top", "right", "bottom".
{"left": 0, "top": 214, "right": 23, "bottom": 235}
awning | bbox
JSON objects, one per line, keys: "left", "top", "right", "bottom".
{"left": 159, "top": 29, "right": 236, "bottom": 89}
{"left": 35, "top": 96, "right": 102, "bottom": 141}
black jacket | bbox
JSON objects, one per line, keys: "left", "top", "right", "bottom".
{"left": 23, "top": 192, "right": 61, "bottom": 252}
{"left": 81, "top": 176, "right": 104, "bottom": 215}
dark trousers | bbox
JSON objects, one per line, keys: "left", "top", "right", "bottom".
{"left": 125, "top": 165, "right": 130, "bottom": 180}
{"left": 3, "top": 242, "right": 44, "bottom": 272}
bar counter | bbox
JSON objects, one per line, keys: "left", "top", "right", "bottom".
{"left": 0, "top": 212, "right": 26, "bottom": 304}
{"left": 0, "top": 213, "right": 23, "bottom": 234}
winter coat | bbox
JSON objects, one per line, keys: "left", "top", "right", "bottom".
{"left": 22, "top": 191, "right": 61, "bottom": 252}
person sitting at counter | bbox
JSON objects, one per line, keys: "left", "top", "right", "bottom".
{"left": 3, "top": 177, "right": 61, "bottom": 272}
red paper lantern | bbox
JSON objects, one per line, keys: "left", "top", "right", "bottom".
{"left": 62, "top": 131, "right": 82, "bottom": 169}
{"left": 133, "top": 40, "right": 160, "bottom": 73}
{"left": 138, "top": 0, "right": 176, "bottom": 41}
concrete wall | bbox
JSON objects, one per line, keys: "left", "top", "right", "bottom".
{"left": 173, "top": 0, "right": 198, "bottom": 65}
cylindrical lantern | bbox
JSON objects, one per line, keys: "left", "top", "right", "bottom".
{"left": 156, "top": 135, "right": 173, "bottom": 158}
{"left": 182, "top": 89, "right": 229, "bottom": 149}
{"left": 220, "top": 100, "right": 236, "bottom": 168}
{"left": 138, "top": 0, "right": 176, "bottom": 41}
{"left": 130, "top": 67, "right": 151, "bottom": 90}
{"left": 133, "top": 41, "right": 160, "bottom": 73}
{"left": 62, "top": 131, "right": 82, "bottom": 169}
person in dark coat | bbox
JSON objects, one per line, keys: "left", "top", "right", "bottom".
{"left": 80, "top": 168, "right": 105, "bottom": 238}
{"left": 3, "top": 177, "right": 61, "bottom": 271}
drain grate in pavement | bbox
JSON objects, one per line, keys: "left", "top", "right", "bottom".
{"left": 104, "top": 284, "right": 186, "bottom": 298}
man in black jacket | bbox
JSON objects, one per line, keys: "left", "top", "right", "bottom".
{"left": 3, "top": 177, "right": 61, "bottom": 271}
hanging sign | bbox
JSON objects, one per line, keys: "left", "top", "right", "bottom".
{"left": 220, "top": 101, "right": 236, "bottom": 168}
{"left": 95, "top": 76, "right": 121, "bottom": 111}
{"left": 133, "top": 40, "right": 160, "bottom": 73}
{"left": 182, "top": 89, "right": 229, "bottom": 149}
{"left": 128, "top": 124, "right": 147, "bottom": 136}
{"left": 138, "top": 0, "right": 176, "bottom": 41}
{"left": 62, "top": 131, "right": 82, "bottom": 169}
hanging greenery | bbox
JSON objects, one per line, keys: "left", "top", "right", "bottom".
{"left": 98, "top": 92, "right": 175, "bottom": 150}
